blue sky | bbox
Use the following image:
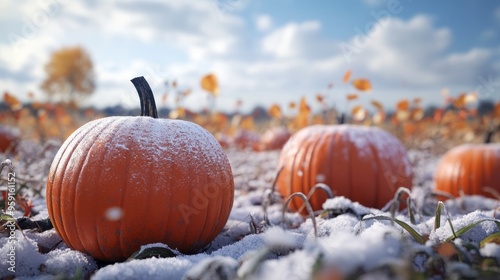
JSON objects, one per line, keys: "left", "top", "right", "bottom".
{"left": 1, "top": 0, "right": 499, "bottom": 113}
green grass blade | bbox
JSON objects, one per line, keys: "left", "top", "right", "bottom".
{"left": 445, "top": 218, "right": 500, "bottom": 242}
{"left": 407, "top": 197, "right": 416, "bottom": 225}
{"left": 480, "top": 232, "right": 500, "bottom": 248}
{"left": 363, "top": 215, "right": 425, "bottom": 244}
{"left": 1, "top": 212, "right": 15, "bottom": 222}
{"left": 434, "top": 201, "right": 443, "bottom": 231}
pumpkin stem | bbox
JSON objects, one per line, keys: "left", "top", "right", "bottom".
{"left": 484, "top": 124, "right": 500, "bottom": 144}
{"left": 131, "top": 76, "right": 158, "bottom": 118}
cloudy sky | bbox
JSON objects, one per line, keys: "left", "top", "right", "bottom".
{"left": 1, "top": 0, "right": 499, "bottom": 113}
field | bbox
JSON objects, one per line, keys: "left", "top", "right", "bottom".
{"left": 1, "top": 94, "right": 500, "bottom": 279}
{"left": 0, "top": 81, "right": 500, "bottom": 279}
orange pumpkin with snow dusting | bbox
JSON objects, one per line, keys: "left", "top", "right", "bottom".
{"left": 276, "top": 125, "right": 413, "bottom": 211}
{"left": 46, "top": 77, "right": 234, "bottom": 262}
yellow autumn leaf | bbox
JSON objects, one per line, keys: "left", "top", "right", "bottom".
{"left": 396, "top": 99, "right": 410, "bottom": 111}
{"left": 289, "top": 102, "right": 296, "bottom": 109}
{"left": 370, "top": 100, "right": 384, "bottom": 111}
{"left": 342, "top": 70, "right": 351, "bottom": 83}
{"left": 299, "top": 97, "right": 310, "bottom": 115}
{"left": 346, "top": 94, "right": 359, "bottom": 101}
{"left": 412, "top": 108, "right": 424, "bottom": 121}
{"left": 212, "top": 112, "right": 229, "bottom": 126}
{"left": 351, "top": 105, "right": 367, "bottom": 121}
{"left": 169, "top": 107, "right": 186, "bottom": 119}
{"left": 453, "top": 93, "right": 467, "bottom": 108}
{"left": 292, "top": 113, "right": 309, "bottom": 129}
{"left": 3, "top": 92, "right": 22, "bottom": 110}
{"left": 201, "top": 74, "right": 219, "bottom": 96}
{"left": 268, "top": 104, "right": 282, "bottom": 119}
{"left": 372, "top": 111, "right": 386, "bottom": 124}
{"left": 352, "top": 79, "right": 372, "bottom": 91}
{"left": 240, "top": 115, "right": 255, "bottom": 130}
{"left": 316, "top": 94, "right": 325, "bottom": 103}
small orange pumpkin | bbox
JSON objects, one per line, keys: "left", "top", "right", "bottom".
{"left": 258, "top": 127, "right": 291, "bottom": 151}
{"left": 434, "top": 130, "right": 500, "bottom": 198}
{"left": 233, "top": 129, "right": 260, "bottom": 151}
{"left": 214, "top": 132, "right": 231, "bottom": 149}
{"left": 277, "top": 125, "right": 413, "bottom": 211}
{"left": 0, "top": 126, "right": 19, "bottom": 153}
{"left": 46, "top": 77, "right": 234, "bottom": 262}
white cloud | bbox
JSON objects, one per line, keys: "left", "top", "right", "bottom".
{"left": 0, "top": 2, "right": 498, "bottom": 114}
{"left": 336, "top": 14, "right": 496, "bottom": 91}
{"left": 255, "top": 14, "right": 273, "bottom": 31}
{"left": 261, "top": 21, "right": 335, "bottom": 59}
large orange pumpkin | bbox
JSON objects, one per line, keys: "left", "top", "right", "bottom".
{"left": 46, "top": 77, "right": 234, "bottom": 262}
{"left": 276, "top": 125, "right": 413, "bottom": 211}
{"left": 434, "top": 144, "right": 500, "bottom": 198}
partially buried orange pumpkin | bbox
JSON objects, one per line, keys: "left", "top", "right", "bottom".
{"left": 434, "top": 143, "right": 500, "bottom": 198}
{"left": 276, "top": 125, "right": 413, "bottom": 211}
{"left": 46, "top": 77, "right": 234, "bottom": 262}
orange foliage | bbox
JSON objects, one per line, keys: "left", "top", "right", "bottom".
{"left": 268, "top": 104, "right": 282, "bottom": 119}
{"left": 351, "top": 105, "right": 367, "bottom": 121}
{"left": 352, "top": 79, "right": 372, "bottom": 91}
{"left": 3, "top": 92, "right": 22, "bottom": 110}
{"left": 41, "top": 46, "right": 95, "bottom": 104}
{"left": 342, "top": 70, "right": 351, "bottom": 83}
{"left": 396, "top": 99, "right": 410, "bottom": 111}
{"left": 370, "top": 100, "right": 384, "bottom": 111}
{"left": 200, "top": 74, "right": 219, "bottom": 96}
{"left": 346, "top": 94, "right": 359, "bottom": 101}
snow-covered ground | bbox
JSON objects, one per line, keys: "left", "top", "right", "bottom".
{"left": 1, "top": 142, "right": 500, "bottom": 279}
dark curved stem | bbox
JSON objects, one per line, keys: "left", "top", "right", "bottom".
{"left": 131, "top": 76, "right": 158, "bottom": 118}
